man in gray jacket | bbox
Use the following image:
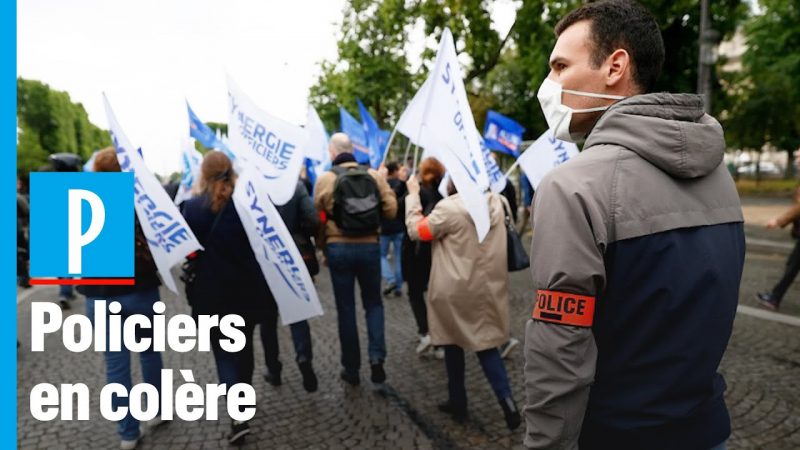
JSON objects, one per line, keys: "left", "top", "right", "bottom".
{"left": 524, "top": 1, "right": 745, "bottom": 449}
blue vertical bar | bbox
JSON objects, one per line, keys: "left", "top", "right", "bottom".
{"left": 3, "top": 0, "right": 17, "bottom": 446}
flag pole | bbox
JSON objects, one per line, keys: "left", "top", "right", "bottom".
{"left": 401, "top": 139, "right": 413, "bottom": 166}
{"left": 411, "top": 145, "right": 420, "bottom": 176}
{"left": 379, "top": 125, "right": 399, "bottom": 167}
{"left": 504, "top": 159, "right": 520, "bottom": 179}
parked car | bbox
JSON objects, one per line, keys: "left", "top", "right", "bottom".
{"left": 737, "top": 161, "right": 782, "bottom": 176}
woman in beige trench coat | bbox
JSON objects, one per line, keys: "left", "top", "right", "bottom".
{"left": 405, "top": 173, "right": 521, "bottom": 430}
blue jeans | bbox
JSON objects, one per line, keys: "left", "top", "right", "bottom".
{"left": 444, "top": 345, "right": 512, "bottom": 407}
{"left": 380, "top": 232, "right": 404, "bottom": 288}
{"left": 327, "top": 243, "right": 386, "bottom": 375}
{"left": 86, "top": 289, "right": 163, "bottom": 441}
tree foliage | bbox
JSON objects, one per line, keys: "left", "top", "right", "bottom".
{"left": 17, "top": 78, "right": 111, "bottom": 174}
{"left": 720, "top": 0, "right": 800, "bottom": 154}
{"left": 309, "top": 0, "right": 752, "bottom": 146}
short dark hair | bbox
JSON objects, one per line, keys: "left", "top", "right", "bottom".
{"left": 555, "top": 0, "right": 664, "bottom": 93}
{"left": 386, "top": 161, "right": 399, "bottom": 175}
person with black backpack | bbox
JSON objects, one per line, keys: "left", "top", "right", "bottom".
{"left": 313, "top": 132, "right": 397, "bottom": 386}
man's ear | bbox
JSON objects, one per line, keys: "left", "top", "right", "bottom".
{"left": 605, "top": 48, "right": 632, "bottom": 91}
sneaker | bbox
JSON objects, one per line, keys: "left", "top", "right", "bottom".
{"left": 228, "top": 420, "right": 250, "bottom": 445}
{"left": 437, "top": 400, "right": 468, "bottom": 423}
{"left": 500, "top": 338, "right": 520, "bottom": 359}
{"left": 499, "top": 397, "right": 521, "bottom": 430}
{"left": 433, "top": 347, "right": 445, "bottom": 360}
{"left": 120, "top": 439, "right": 138, "bottom": 450}
{"left": 298, "top": 361, "right": 318, "bottom": 393}
{"left": 370, "top": 361, "right": 386, "bottom": 384}
{"left": 416, "top": 335, "right": 432, "bottom": 354}
{"left": 340, "top": 369, "right": 360, "bottom": 386}
{"left": 382, "top": 284, "right": 397, "bottom": 296}
{"left": 146, "top": 417, "right": 165, "bottom": 429}
{"left": 756, "top": 292, "right": 780, "bottom": 311}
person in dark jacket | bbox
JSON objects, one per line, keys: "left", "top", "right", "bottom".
{"left": 77, "top": 147, "right": 163, "bottom": 450}
{"left": 180, "top": 151, "right": 268, "bottom": 445}
{"left": 259, "top": 180, "right": 320, "bottom": 392}
{"left": 524, "top": 2, "right": 744, "bottom": 449}
{"left": 380, "top": 161, "right": 408, "bottom": 297}
{"left": 401, "top": 157, "right": 444, "bottom": 355}
{"left": 46, "top": 153, "right": 83, "bottom": 309}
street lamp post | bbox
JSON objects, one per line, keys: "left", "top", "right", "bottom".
{"left": 697, "top": 0, "right": 720, "bottom": 115}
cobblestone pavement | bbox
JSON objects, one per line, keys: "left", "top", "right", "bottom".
{"left": 17, "top": 224, "right": 800, "bottom": 449}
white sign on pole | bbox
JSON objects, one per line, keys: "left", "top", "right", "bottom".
{"left": 395, "top": 28, "right": 491, "bottom": 241}
{"left": 104, "top": 95, "right": 203, "bottom": 293}
{"left": 227, "top": 76, "right": 308, "bottom": 206}
{"left": 233, "top": 167, "right": 324, "bottom": 325}
{"left": 517, "top": 130, "right": 579, "bottom": 189}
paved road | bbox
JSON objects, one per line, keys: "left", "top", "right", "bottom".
{"left": 16, "top": 226, "right": 800, "bottom": 449}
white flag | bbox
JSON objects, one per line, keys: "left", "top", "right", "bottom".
{"left": 103, "top": 95, "right": 203, "bottom": 293}
{"left": 227, "top": 76, "right": 308, "bottom": 206}
{"left": 174, "top": 137, "right": 203, "bottom": 206}
{"left": 517, "top": 130, "right": 579, "bottom": 189}
{"left": 233, "top": 167, "right": 324, "bottom": 325}
{"left": 395, "top": 28, "right": 491, "bottom": 241}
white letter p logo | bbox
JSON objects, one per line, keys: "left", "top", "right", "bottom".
{"left": 68, "top": 189, "right": 106, "bottom": 275}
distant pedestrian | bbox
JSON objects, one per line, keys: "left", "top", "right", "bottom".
{"left": 181, "top": 151, "right": 268, "bottom": 445}
{"left": 259, "top": 180, "right": 320, "bottom": 393}
{"left": 78, "top": 147, "right": 164, "bottom": 450}
{"left": 757, "top": 182, "right": 800, "bottom": 310}
{"left": 314, "top": 133, "right": 397, "bottom": 386}
{"left": 380, "top": 161, "right": 408, "bottom": 297}
{"left": 405, "top": 175, "right": 521, "bottom": 430}
{"left": 401, "top": 157, "right": 444, "bottom": 356}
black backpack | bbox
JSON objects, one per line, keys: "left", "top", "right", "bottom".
{"left": 332, "top": 165, "right": 381, "bottom": 236}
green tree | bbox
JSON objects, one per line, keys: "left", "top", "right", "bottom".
{"left": 311, "top": 0, "right": 747, "bottom": 146}
{"left": 17, "top": 78, "right": 111, "bottom": 174}
{"left": 721, "top": 0, "right": 800, "bottom": 161}
{"left": 309, "top": 0, "right": 417, "bottom": 131}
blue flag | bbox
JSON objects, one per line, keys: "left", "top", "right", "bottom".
{"left": 357, "top": 99, "right": 388, "bottom": 168}
{"left": 187, "top": 102, "right": 219, "bottom": 149}
{"left": 187, "top": 101, "right": 236, "bottom": 161}
{"left": 339, "top": 107, "right": 370, "bottom": 164}
{"left": 483, "top": 110, "right": 525, "bottom": 158}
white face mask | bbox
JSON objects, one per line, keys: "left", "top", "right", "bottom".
{"left": 537, "top": 77, "right": 626, "bottom": 143}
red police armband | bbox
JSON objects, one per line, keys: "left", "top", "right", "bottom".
{"left": 319, "top": 210, "right": 327, "bottom": 224}
{"left": 532, "top": 290, "right": 595, "bottom": 327}
{"left": 416, "top": 217, "right": 434, "bottom": 241}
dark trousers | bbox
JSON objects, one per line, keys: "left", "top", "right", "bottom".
{"left": 407, "top": 277, "right": 429, "bottom": 336}
{"left": 260, "top": 313, "right": 313, "bottom": 372}
{"left": 327, "top": 242, "right": 386, "bottom": 375}
{"left": 402, "top": 238, "right": 430, "bottom": 336}
{"left": 443, "top": 345, "right": 512, "bottom": 407}
{"left": 211, "top": 317, "right": 257, "bottom": 388}
{"left": 772, "top": 239, "right": 800, "bottom": 303}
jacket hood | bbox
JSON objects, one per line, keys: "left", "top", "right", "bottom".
{"left": 584, "top": 93, "right": 725, "bottom": 179}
